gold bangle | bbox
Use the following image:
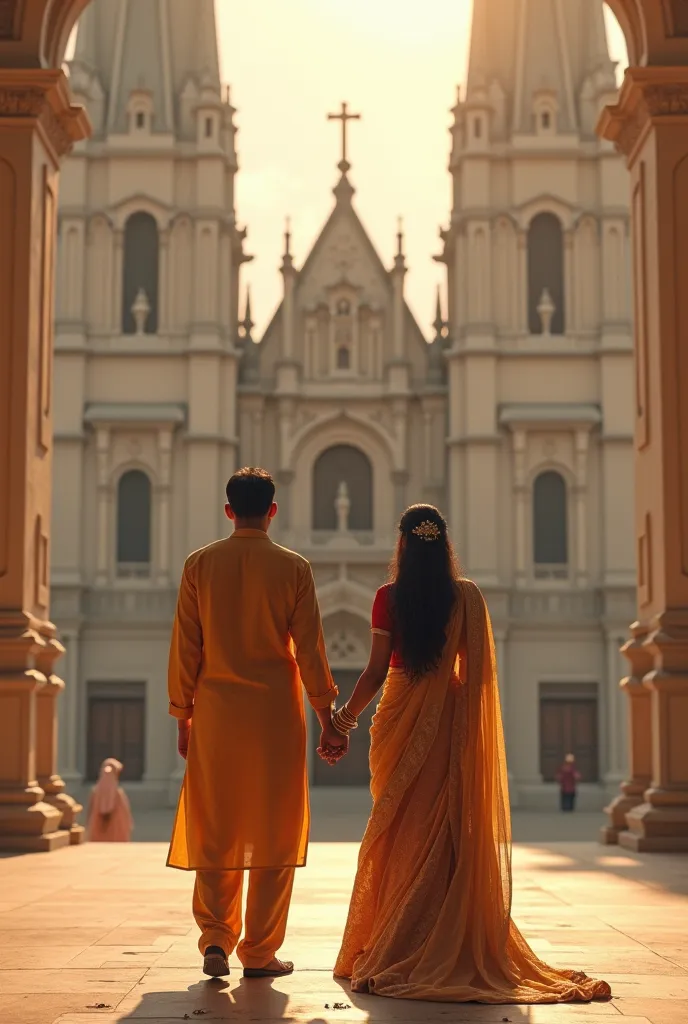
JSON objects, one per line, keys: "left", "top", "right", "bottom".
{"left": 339, "top": 702, "right": 358, "bottom": 727}
{"left": 332, "top": 704, "right": 358, "bottom": 735}
{"left": 331, "top": 716, "right": 350, "bottom": 737}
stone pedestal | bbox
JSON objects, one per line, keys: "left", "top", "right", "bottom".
{"left": 600, "top": 67, "right": 688, "bottom": 852}
{"left": 600, "top": 622, "right": 653, "bottom": 844}
{"left": 35, "top": 631, "right": 85, "bottom": 845}
{"left": 0, "top": 71, "right": 89, "bottom": 852}
{"left": 0, "top": 621, "right": 67, "bottom": 851}
{"left": 620, "top": 612, "right": 688, "bottom": 852}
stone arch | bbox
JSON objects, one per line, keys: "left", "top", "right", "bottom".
{"left": 528, "top": 212, "right": 565, "bottom": 335}
{"left": 122, "top": 212, "right": 159, "bottom": 335}
{"left": 312, "top": 444, "right": 373, "bottom": 531}
{"left": 290, "top": 417, "right": 395, "bottom": 537}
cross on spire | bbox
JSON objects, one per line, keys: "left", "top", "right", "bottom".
{"left": 327, "top": 102, "right": 361, "bottom": 174}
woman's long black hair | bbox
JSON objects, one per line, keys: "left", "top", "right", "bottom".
{"left": 388, "top": 504, "right": 461, "bottom": 682}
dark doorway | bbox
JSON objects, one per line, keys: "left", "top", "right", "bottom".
{"left": 312, "top": 669, "right": 372, "bottom": 786}
{"left": 539, "top": 682, "right": 598, "bottom": 782}
{"left": 87, "top": 682, "right": 146, "bottom": 781}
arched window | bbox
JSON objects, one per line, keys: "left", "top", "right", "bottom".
{"left": 117, "top": 470, "right": 152, "bottom": 577}
{"left": 336, "top": 346, "right": 350, "bottom": 370}
{"left": 533, "top": 471, "right": 568, "bottom": 576}
{"left": 122, "top": 212, "right": 159, "bottom": 335}
{"left": 313, "top": 445, "right": 373, "bottom": 531}
{"left": 528, "top": 213, "right": 565, "bottom": 335}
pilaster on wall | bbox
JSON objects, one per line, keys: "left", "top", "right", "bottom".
{"left": 0, "top": 69, "right": 90, "bottom": 851}
{"left": 599, "top": 67, "right": 688, "bottom": 851}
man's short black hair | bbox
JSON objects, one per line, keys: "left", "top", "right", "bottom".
{"left": 226, "top": 467, "right": 275, "bottom": 519}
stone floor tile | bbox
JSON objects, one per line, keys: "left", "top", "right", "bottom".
{"left": 66, "top": 946, "right": 169, "bottom": 968}
{"left": 609, "top": 999, "right": 688, "bottom": 1023}
{"left": 0, "top": 927, "right": 108, "bottom": 947}
{"left": 0, "top": 995, "right": 124, "bottom": 1024}
{"left": 0, "top": 966, "right": 145, "bottom": 994}
{"left": 0, "top": 946, "right": 86, "bottom": 969}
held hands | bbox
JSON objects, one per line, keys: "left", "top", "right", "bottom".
{"left": 317, "top": 723, "right": 349, "bottom": 766}
{"left": 177, "top": 719, "right": 191, "bottom": 760}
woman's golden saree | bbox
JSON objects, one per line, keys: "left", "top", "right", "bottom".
{"left": 335, "top": 578, "right": 611, "bottom": 1003}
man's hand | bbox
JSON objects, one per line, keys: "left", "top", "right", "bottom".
{"left": 317, "top": 724, "right": 349, "bottom": 766}
{"left": 177, "top": 719, "right": 191, "bottom": 760}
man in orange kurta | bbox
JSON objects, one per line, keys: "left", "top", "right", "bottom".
{"left": 167, "top": 467, "right": 345, "bottom": 979}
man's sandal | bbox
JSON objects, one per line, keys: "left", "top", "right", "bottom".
{"left": 243, "top": 959, "right": 294, "bottom": 978}
{"left": 203, "top": 946, "right": 230, "bottom": 978}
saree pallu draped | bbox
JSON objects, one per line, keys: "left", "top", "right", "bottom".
{"left": 335, "top": 578, "right": 610, "bottom": 1004}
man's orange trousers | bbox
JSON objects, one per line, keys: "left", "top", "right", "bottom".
{"left": 193, "top": 867, "right": 295, "bottom": 968}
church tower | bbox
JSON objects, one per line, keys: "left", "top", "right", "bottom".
{"left": 439, "top": 0, "right": 635, "bottom": 806}
{"left": 52, "top": 0, "right": 248, "bottom": 804}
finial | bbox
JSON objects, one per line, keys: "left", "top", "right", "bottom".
{"left": 239, "top": 286, "right": 254, "bottom": 342}
{"left": 433, "top": 286, "right": 444, "bottom": 336}
{"left": 396, "top": 216, "right": 404, "bottom": 257}
{"left": 284, "top": 216, "right": 291, "bottom": 257}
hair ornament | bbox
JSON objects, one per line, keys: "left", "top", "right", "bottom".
{"left": 411, "top": 520, "right": 441, "bottom": 542}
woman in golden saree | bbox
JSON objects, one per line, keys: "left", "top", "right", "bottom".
{"left": 328, "top": 504, "right": 610, "bottom": 1004}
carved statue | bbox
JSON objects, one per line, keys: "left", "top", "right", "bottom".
{"left": 537, "top": 287, "right": 555, "bottom": 336}
{"left": 132, "top": 288, "right": 151, "bottom": 336}
{"left": 335, "top": 480, "right": 351, "bottom": 533}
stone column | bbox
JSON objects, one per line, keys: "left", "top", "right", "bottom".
{"left": 517, "top": 231, "right": 528, "bottom": 333}
{"left": 573, "top": 429, "right": 590, "bottom": 588}
{"left": 511, "top": 430, "right": 528, "bottom": 587}
{"left": 600, "top": 69, "right": 688, "bottom": 850}
{"left": 600, "top": 622, "right": 653, "bottom": 843}
{"left": 95, "top": 427, "right": 111, "bottom": 584}
{"left": 158, "top": 228, "right": 170, "bottom": 334}
{"left": 0, "top": 69, "right": 89, "bottom": 851}
{"left": 113, "top": 228, "right": 124, "bottom": 334}
{"left": 35, "top": 632, "right": 84, "bottom": 844}
{"left": 563, "top": 229, "right": 575, "bottom": 334}
{"left": 156, "top": 428, "right": 173, "bottom": 585}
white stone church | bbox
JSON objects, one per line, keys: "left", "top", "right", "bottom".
{"left": 52, "top": 0, "right": 635, "bottom": 810}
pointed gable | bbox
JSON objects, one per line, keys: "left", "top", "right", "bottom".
{"left": 259, "top": 171, "right": 427, "bottom": 384}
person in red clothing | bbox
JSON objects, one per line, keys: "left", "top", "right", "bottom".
{"left": 556, "top": 754, "right": 582, "bottom": 812}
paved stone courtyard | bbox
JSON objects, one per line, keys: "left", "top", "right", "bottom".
{"left": 1, "top": 796, "right": 687, "bottom": 1024}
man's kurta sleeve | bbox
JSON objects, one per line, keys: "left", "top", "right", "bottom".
{"left": 168, "top": 559, "right": 202, "bottom": 720}
{"left": 290, "top": 561, "right": 338, "bottom": 709}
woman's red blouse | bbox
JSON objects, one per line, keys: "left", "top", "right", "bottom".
{"left": 371, "top": 584, "right": 404, "bottom": 668}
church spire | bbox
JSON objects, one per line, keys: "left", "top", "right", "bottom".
{"left": 71, "top": 0, "right": 222, "bottom": 140}
{"left": 465, "top": 0, "right": 616, "bottom": 138}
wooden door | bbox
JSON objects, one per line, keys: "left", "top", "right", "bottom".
{"left": 539, "top": 698, "right": 598, "bottom": 782}
{"left": 312, "top": 670, "right": 373, "bottom": 786}
{"left": 87, "top": 697, "right": 146, "bottom": 781}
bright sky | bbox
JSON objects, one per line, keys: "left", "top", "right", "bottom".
{"left": 216, "top": 0, "right": 629, "bottom": 337}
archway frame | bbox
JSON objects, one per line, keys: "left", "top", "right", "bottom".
{"left": 1, "top": 0, "right": 688, "bottom": 850}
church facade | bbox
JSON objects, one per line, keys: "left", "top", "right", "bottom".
{"left": 52, "top": 0, "right": 635, "bottom": 810}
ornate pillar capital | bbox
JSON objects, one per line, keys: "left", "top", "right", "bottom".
{"left": 0, "top": 69, "right": 90, "bottom": 164}
{"left": 598, "top": 67, "right": 688, "bottom": 168}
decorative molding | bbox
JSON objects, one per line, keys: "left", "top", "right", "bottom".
{"left": 644, "top": 85, "right": 688, "bottom": 117}
{"left": 0, "top": 87, "right": 44, "bottom": 117}
{"left": 0, "top": 74, "right": 90, "bottom": 160}
{"left": 599, "top": 71, "right": 688, "bottom": 164}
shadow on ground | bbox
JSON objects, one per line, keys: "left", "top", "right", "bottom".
{"left": 131, "top": 788, "right": 607, "bottom": 844}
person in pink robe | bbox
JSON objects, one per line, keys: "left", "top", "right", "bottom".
{"left": 87, "top": 758, "right": 134, "bottom": 842}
